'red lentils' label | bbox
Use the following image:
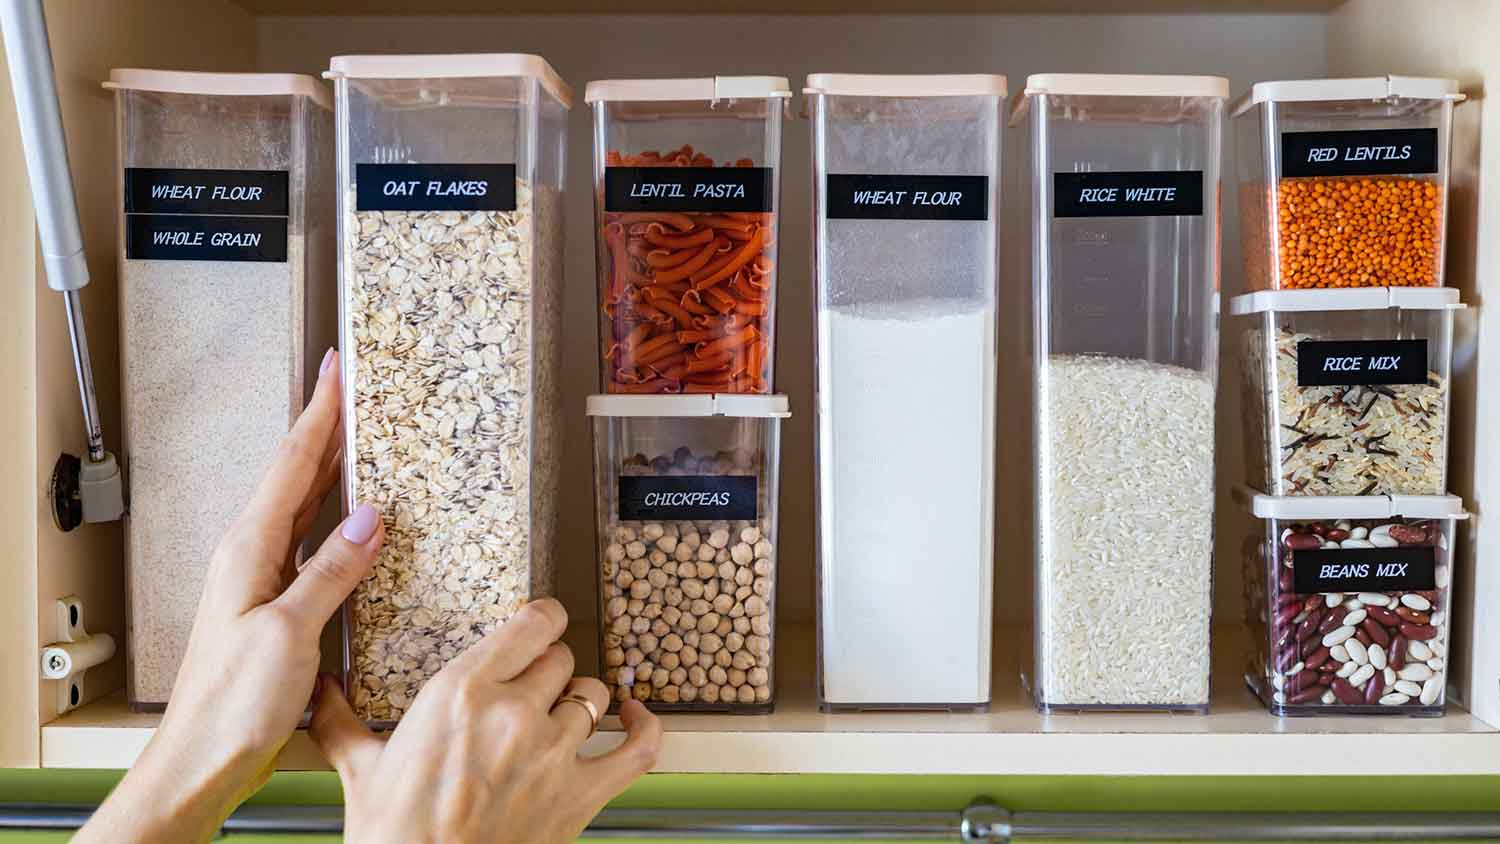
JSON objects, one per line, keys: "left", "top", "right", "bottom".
{"left": 1281, "top": 128, "right": 1440, "bottom": 178}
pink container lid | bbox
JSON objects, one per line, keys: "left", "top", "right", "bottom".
{"left": 104, "top": 69, "right": 331, "bottom": 110}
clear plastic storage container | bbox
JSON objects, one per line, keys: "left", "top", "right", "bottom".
{"left": 1234, "top": 76, "right": 1463, "bottom": 290}
{"left": 328, "top": 54, "right": 571, "bottom": 725}
{"left": 108, "top": 69, "right": 334, "bottom": 711}
{"left": 1240, "top": 489, "right": 1464, "bottom": 716}
{"left": 1013, "top": 74, "right": 1226, "bottom": 712}
{"left": 590, "top": 394, "right": 787, "bottom": 713}
{"left": 1234, "top": 287, "right": 1461, "bottom": 497}
{"left": 808, "top": 73, "right": 1004, "bottom": 711}
{"left": 587, "top": 77, "right": 790, "bottom": 395}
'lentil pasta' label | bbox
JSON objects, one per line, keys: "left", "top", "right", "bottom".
{"left": 1281, "top": 128, "right": 1440, "bottom": 178}
{"left": 618, "top": 475, "right": 758, "bottom": 521}
{"left": 605, "top": 166, "right": 773, "bottom": 213}
{"left": 824, "top": 174, "right": 988, "bottom": 221}
{"left": 1053, "top": 171, "right": 1204, "bottom": 218}
{"left": 1296, "top": 339, "right": 1429, "bottom": 387}
{"left": 1292, "top": 546, "right": 1437, "bottom": 593}
{"left": 355, "top": 163, "right": 517, "bottom": 212}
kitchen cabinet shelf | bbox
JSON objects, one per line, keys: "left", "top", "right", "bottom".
{"left": 228, "top": 0, "right": 1344, "bottom": 14}
{"left": 41, "top": 625, "right": 1500, "bottom": 775}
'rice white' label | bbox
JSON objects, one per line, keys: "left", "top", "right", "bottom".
{"left": 1053, "top": 171, "right": 1204, "bottom": 218}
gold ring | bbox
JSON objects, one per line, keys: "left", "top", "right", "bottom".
{"left": 552, "top": 692, "right": 601, "bottom": 736}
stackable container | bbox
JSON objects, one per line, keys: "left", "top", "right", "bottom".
{"left": 1234, "top": 287, "right": 1461, "bottom": 498}
{"left": 328, "top": 54, "right": 570, "bottom": 725}
{"left": 1013, "top": 74, "right": 1226, "bottom": 712}
{"left": 1234, "top": 76, "right": 1464, "bottom": 290}
{"left": 807, "top": 74, "right": 1004, "bottom": 711}
{"left": 589, "top": 394, "right": 787, "bottom": 713}
{"left": 108, "top": 70, "right": 334, "bottom": 711}
{"left": 587, "top": 77, "right": 790, "bottom": 395}
{"left": 1240, "top": 489, "right": 1464, "bottom": 716}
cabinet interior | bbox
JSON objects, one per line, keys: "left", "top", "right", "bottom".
{"left": 3, "top": 0, "right": 1496, "bottom": 773}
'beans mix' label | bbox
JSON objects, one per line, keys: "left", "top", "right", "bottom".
{"left": 605, "top": 166, "right": 774, "bottom": 214}
{"left": 618, "top": 475, "right": 758, "bottom": 521}
{"left": 124, "top": 168, "right": 289, "bottom": 262}
{"left": 1052, "top": 170, "right": 1204, "bottom": 218}
{"left": 1281, "top": 128, "right": 1440, "bottom": 179}
{"left": 1292, "top": 546, "right": 1437, "bottom": 593}
{"left": 355, "top": 163, "right": 518, "bottom": 212}
{"left": 1296, "top": 339, "right": 1429, "bottom": 387}
{"left": 824, "top": 174, "right": 988, "bottom": 221}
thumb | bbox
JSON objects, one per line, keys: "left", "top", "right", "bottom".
{"left": 275, "top": 503, "right": 383, "bottom": 634}
{"left": 309, "top": 673, "right": 383, "bottom": 785}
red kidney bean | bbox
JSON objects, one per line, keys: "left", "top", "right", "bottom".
{"left": 1400, "top": 622, "right": 1438, "bottom": 641}
{"left": 1310, "top": 524, "right": 1328, "bottom": 537}
{"left": 1325, "top": 528, "right": 1350, "bottom": 542}
{"left": 1317, "top": 606, "right": 1348, "bottom": 635}
{"left": 1305, "top": 646, "right": 1331, "bottom": 670}
{"left": 1418, "top": 590, "right": 1440, "bottom": 603}
{"left": 1285, "top": 533, "right": 1322, "bottom": 551}
{"left": 1396, "top": 607, "right": 1431, "bottom": 624}
{"left": 1361, "top": 618, "right": 1390, "bottom": 647}
{"left": 1354, "top": 628, "right": 1373, "bottom": 647}
{"left": 1294, "top": 668, "right": 1320, "bottom": 690}
{"left": 1367, "top": 606, "right": 1402, "bottom": 626}
{"left": 1388, "top": 524, "right": 1428, "bottom": 544}
{"left": 1279, "top": 569, "right": 1295, "bottom": 592}
{"left": 1275, "top": 646, "right": 1299, "bottom": 673}
{"left": 1277, "top": 592, "right": 1303, "bottom": 610}
{"left": 1302, "top": 594, "right": 1324, "bottom": 613}
{"left": 1276, "top": 602, "right": 1303, "bottom": 626}
{"left": 1363, "top": 675, "right": 1383, "bottom": 705}
{"left": 1317, "top": 660, "right": 1339, "bottom": 674}
{"left": 1317, "top": 673, "right": 1333, "bottom": 687}
{"left": 1300, "top": 635, "right": 1322, "bottom": 658}
{"left": 1295, "top": 615, "right": 1322, "bottom": 643}
{"left": 1389, "top": 636, "right": 1408, "bottom": 669}
{"left": 1331, "top": 678, "right": 1364, "bottom": 705}
{"left": 1290, "top": 686, "right": 1324, "bottom": 704}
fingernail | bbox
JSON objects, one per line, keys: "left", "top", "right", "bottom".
{"left": 319, "top": 347, "right": 336, "bottom": 376}
{"left": 340, "top": 503, "right": 379, "bottom": 544}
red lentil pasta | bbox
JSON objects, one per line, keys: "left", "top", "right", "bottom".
{"left": 600, "top": 144, "right": 775, "bottom": 394}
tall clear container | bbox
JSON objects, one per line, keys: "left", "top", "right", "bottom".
{"left": 808, "top": 74, "right": 1004, "bottom": 711}
{"left": 590, "top": 394, "right": 787, "bottom": 713}
{"left": 1013, "top": 74, "right": 1226, "bottom": 712}
{"left": 328, "top": 55, "right": 570, "bottom": 725}
{"left": 108, "top": 70, "right": 334, "bottom": 711}
{"left": 1234, "top": 76, "right": 1463, "bottom": 290}
{"left": 1233, "top": 287, "right": 1461, "bottom": 497}
{"left": 587, "top": 77, "right": 790, "bottom": 395}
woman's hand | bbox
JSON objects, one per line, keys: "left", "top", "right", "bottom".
{"left": 76, "top": 349, "right": 383, "bottom": 844}
{"left": 311, "top": 598, "right": 663, "bottom": 844}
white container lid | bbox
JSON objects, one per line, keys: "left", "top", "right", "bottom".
{"left": 1229, "top": 287, "right": 1464, "bottom": 316}
{"left": 1233, "top": 75, "right": 1464, "bottom": 117}
{"left": 587, "top": 393, "right": 790, "bottom": 419}
{"left": 585, "top": 76, "right": 791, "bottom": 104}
{"left": 104, "top": 69, "right": 331, "bottom": 110}
{"left": 803, "top": 73, "right": 1007, "bottom": 98}
{"left": 1236, "top": 486, "right": 1469, "bottom": 521}
{"left": 1022, "top": 73, "right": 1228, "bottom": 99}
{"left": 325, "top": 54, "right": 572, "bottom": 109}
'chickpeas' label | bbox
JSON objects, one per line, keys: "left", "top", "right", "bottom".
{"left": 124, "top": 168, "right": 290, "bottom": 262}
{"left": 1297, "top": 339, "right": 1429, "bottom": 387}
{"left": 1052, "top": 171, "right": 1204, "bottom": 218}
{"left": 1281, "top": 128, "right": 1440, "bottom": 179}
{"left": 824, "top": 174, "right": 988, "bottom": 221}
{"left": 1293, "top": 547, "right": 1437, "bottom": 593}
{"left": 619, "top": 476, "right": 757, "bottom": 521}
{"left": 605, "top": 167, "right": 774, "bottom": 214}
{"left": 356, "top": 163, "right": 517, "bottom": 212}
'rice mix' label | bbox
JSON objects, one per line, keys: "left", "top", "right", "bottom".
{"left": 124, "top": 168, "right": 289, "bottom": 262}
{"left": 356, "top": 163, "right": 518, "bottom": 212}
{"left": 1296, "top": 339, "right": 1429, "bottom": 387}
{"left": 824, "top": 174, "right": 988, "bottom": 221}
{"left": 618, "top": 475, "right": 758, "bottom": 521}
{"left": 605, "top": 166, "right": 774, "bottom": 214}
{"left": 1293, "top": 546, "right": 1437, "bottom": 593}
{"left": 1281, "top": 128, "right": 1440, "bottom": 179}
{"left": 1053, "top": 171, "right": 1204, "bottom": 218}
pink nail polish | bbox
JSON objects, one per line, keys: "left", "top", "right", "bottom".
{"left": 341, "top": 503, "right": 379, "bottom": 544}
{"left": 319, "top": 347, "right": 335, "bottom": 376}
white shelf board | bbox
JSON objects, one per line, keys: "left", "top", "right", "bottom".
{"left": 42, "top": 625, "right": 1500, "bottom": 774}
{"left": 233, "top": 0, "right": 1342, "bottom": 14}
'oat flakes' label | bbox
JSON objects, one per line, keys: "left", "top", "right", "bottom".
{"left": 1296, "top": 339, "right": 1429, "bottom": 387}
{"left": 1281, "top": 128, "right": 1440, "bottom": 178}
{"left": 356, "top": 163, "right": 518, "bottom": 212}
{"left": 605, "top": 167, "right": 773, "bottom": 213}
{"left": 124, "top": 168, "right": 289, "bottom": 262}
{"left": 1293, "top": 547, "right": 1437, "bottom": 593}
{"left": 619, "top": 476, "right": 758, "bottom": 521}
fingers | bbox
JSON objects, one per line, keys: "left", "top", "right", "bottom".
{"left": 246, "top": 348, "right": 343, "bottom": 524}
{"left": 580, "top": 698, "right": 662, "bottom": 801}
{"left": 550, "top": 676, "right": 609, "bottom": 748}
{"left": 450, "top": 598, "right": 568, "bottom": 683}
{"left": 273, "top": 503, "right": 383, "bottom": 634}
{"left": 506, "top": 642, "right": 575, "bottom": 708}
{"left": 309, "top": 673, "right": 383, "bottom": 784}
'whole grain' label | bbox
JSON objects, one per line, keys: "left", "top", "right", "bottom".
{"left": 125, "top": 168, "right": 290, "bottom": 216}
{"left": 1053, "top": 171, "right": 1204, "bottom": 218}
{"left": 824, "top": 174, "right": 988, "bottom": 221}
{"left": 356, "top": 163, "right": 517, "bottom": 212}
{"left": 1293, "top": 546, "right": 1437, "bottom": 594}
{"left": 126, "top": 215, "right": 288, "bottom": 262}
{"left": 1281, "top": 128, "right": 1440, "bottom": 179}
{"left": 619, "top": 475, "right": 758, "bottom": 522}
{"left": 605, "top": 166, "right": 773, "bottom": 214}
{"left": 1296, "top": 339, "right": 1429, "bottom": 387}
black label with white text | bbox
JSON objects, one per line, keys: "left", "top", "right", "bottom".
{"left": 126, "top": 215, "right": 288, "bottom": 262}
{"left": 356, "top": 163, "right": 517, "bottom": 211}
{"left": 605, "top": 167, "right": 773, "bottom": 213}
{"left": 824, "top": 174, "right": 988, "bottom": 221}
{"left": 618, "top": 475, "right": 758, "bottom": 522}
{"left": 1296, "top": 339, "right": 1429, "bottom": 387}
{"left": 1293, "top": 546, "right": 1436, "bottom": 594}
{"left": 125, "top": 168, "right": 289, "bottom": 216}
{"left": 1281, "top": 129, "right": 1440, "bottom": 178}
{"left": 1053, "top": 171, "right": 1204, "bottom": 218}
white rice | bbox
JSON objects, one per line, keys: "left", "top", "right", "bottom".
{"left": 1036, "top": 354, "right": 1216, "bottom": 707}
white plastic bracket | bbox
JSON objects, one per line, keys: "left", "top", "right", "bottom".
{"left": 40, "top": 595, "right": 115, "bottom": 714}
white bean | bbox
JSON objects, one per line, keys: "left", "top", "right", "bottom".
{"left": 1345, "top": 639, "right": 1369, "bottom": 664}
{"left": 1420, "top": 677, "right": 1443, "bottom": 706}
{"left": 1400, "top": 594, "right": 1432, "bottom": 611}
{"left": 1322, "top": 626, "right": 1357, "bottom": 647}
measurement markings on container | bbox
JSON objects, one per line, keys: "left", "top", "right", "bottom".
{"left": 1053, "top": 171, "right": 1204, "bottom": 218}
{"left": 356, "top": 163, "right": 518, "bottom": 212}
{"left": 1282, "top": 128, "right": 1440, "bottom": 178}
{"left": 605, "top": 166, "right": 774, "bottom": 213}
{"left": 824, "top": 174, "right": 988, "bottom": 221}
{"left": 1297, "top": 339, "right": 1429, "bottom": 387}
{"left": 1293, "top": 547, "right": 1437, "bottom": 593}
{"left": 619, "top": 476, "right": 758, "bottom": 521}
